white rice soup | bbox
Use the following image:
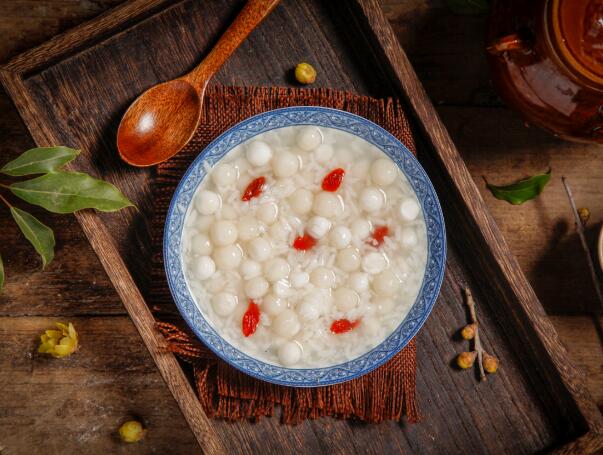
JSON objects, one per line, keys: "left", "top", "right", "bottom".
{"left": 181, "top": 125, "right": 427, "bottom": 368}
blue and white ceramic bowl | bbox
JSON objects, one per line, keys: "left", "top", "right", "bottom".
{"left": 164, "top": 106, "right": 446, "bottom": 387}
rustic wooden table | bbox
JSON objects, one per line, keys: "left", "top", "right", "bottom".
{"left": 1, "top": 0, "right": 601, "bottom": 453}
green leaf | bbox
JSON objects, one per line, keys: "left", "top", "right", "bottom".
{"left": 9, "top": 172, "right": 134, "bottom": 214}
{"left": 447, "top": 0, "right": 490, "bottom": 15}
{"left": 486, "top": 169, "right": 551, "bottom": 205}
{"left": 0, "top": 146, "right": 80, "bottom": 176}
{"left": 10, "top": 207, "right": 55, "bottom": 269}
{"left": 0, "top": 253, "right": 4, "bottom": 290}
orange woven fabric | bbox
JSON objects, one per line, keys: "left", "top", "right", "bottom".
{"left": 151, "top": 86, "right": 419, "bottom": 424}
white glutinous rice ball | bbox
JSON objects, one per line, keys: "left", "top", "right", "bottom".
{"left": 401, "top": 227, "right": 418, "bottom": 248}
{"left": 297, "top": 299, "right": 321, "bottom": 322}
{"left": 362, "top": 252, "right": 388, "bottom": 274}
{"left": 348, "top": 272, "right": 370, "bottom": 293}
{"left": 290, "top": 270, "right": 310, "bottom": 288}
{"left": 273, "top": 151, "right": 299, "bottom": 178}
{"left": 310, "top": 267, "right": 336, "bottom": 288}
{"left": 212, "top": 292, "right": 237, "bottom": 316}
{"left": 273, "top": 279, "right": 291, "bottom": 297}
{"left": 329, "top": 226, "right": 352, "bottom": 249}
{"left": 273, "top": 310, "right": 301, "bottom": 337}
{"left": 196, "top": 215, "right": 213, "bottom": 233}
{"left": 212, "top": 163, "right": 237, "bottom": 187}
{"left": 246, "top": 140, "right": 272, "bottom": 167}
{"left": 350, "top": 160, "right": 370, "bottom": 179}
{"left": 263, "top": 294, "right": 287, "bottom": 316}
{"left": 192, "top": 233, "right": 212, "bottom": 255}
{"left": 195, "top": 190, "right": 221, "bottom": 215}
{"left": 333, "top": 287, "right": 360, "bottom": 312}
{"left": 269, "top": 222, "right": 289, "bottom": 242}
{"left": 264, "top": 257, "right": 290, "bottom": 282}
{"left": 210, "top": 220, "right": 238, "bottom": 246}
{"left": 400, "top": 198, "right": 420, "bottom": 221}
{"left": 314, "top": 143, "right": 334, "bottom": 163}
{"left": 336, "top": 247, "right": 361, "bottom": 272}
{"left": 233, "top": 156, "right": 250, "bottom": 176}
{"left": 359, "top": 187, "right": 385, "bottom": 212}
{"left": 245, "top": 276, "right": 269, "bottom": 299}
{"left": 313, "top": 192, "right": 344, "bottom": 218}
{"left": 221, "top": 205, "right": 237, "bottom": 220}
{"left": 296, "top": 126, "right": 323, "bottom": 151}
{"left": 247, "top": 237, "right": 272, "bottom": 262}
{"left": 240, "top": 259, "right": 262, "bottom": 280}
{"left": 237, "top": 216, "right": 260, "bottom": 241}
{"left": 306, "top": 216, "right": 332, "bottom": 239}
{"left": 278, "top": 341, "right": 302, "bottom": 366}
{"left": 350, "top": 219, "right": 371, "bottom": 240}
{"left": 213, "top": 244, "right": 243, "bottom": 270}
{"left": 194, "top": 256, "right": 215, "bottom": 280}
{"left": 373, "top": 270, "right": 401, "bottom": 296}
{"left": 370, "top": 158, "right": 398, "bottom": 186}
{"left": 288, "top": 189, "right": 314, "bottom": 215}
{"left": 376, "top": 297, "right": 396, "bottom": 313}
{"left": 257, "top": 202, "right": 279, "bottom": 225}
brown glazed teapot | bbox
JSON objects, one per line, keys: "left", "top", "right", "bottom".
{"left": 487, "top": 0, "right": 603, "bottom": 144}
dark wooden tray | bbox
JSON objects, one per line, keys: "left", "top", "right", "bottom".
{"left": 1, "top": 0, "right": 601, "bottom": 453}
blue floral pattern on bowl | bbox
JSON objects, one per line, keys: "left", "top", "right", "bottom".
{"left": 164, "top": 106, "right": 446, "bottom": 387}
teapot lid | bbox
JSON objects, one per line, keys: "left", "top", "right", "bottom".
{"left": 550, "top": 0, "right": 603, "bottom": 85}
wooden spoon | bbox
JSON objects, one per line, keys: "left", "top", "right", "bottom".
{"left": 117, "top": 0, "right": 281, "bottom": 167}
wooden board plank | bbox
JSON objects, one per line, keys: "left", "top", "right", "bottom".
{"left": 438, "top": 106, "right": 603, "bottom": 314}
{"left": 0, "top": 0, "right": 601, "bottom": 453}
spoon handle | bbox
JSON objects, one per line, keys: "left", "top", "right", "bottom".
{"left": 183, "top": 0, "right": 281, "bottom": 91}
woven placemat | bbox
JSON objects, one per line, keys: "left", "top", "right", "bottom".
{"left": 151, "top": 86, "right": 419, "bottom": 424}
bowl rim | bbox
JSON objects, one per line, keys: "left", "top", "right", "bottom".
{"left": 163, "top": 106, "right": 446, "bottom": 387}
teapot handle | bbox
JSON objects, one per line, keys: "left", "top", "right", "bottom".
{"left": 487, "top": 34, "right": 527, "bottom": 55}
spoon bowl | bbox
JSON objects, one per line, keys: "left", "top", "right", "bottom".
{"left": 117, "top": 80, "right": 201, "bottom": 167}
{"left": 116, "top": 0, "right": 281, "bottom": 167}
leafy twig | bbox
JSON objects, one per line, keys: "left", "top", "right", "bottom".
{"left": 561, "top": 177, "right": 603, "bottom": 310}
{"left": 464, "top": 287, "right": 486, "bottom": 381}
{"left": 484, "top": 168, "right": 551, "bottom": 205}
{"left": 0, "top": 146, "right": 134, "bottom": 291}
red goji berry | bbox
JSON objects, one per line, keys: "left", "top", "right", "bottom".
{"left": 241, "top": 176, "right": 266, "bottom": 201}
{"left": 242, "top": 300, "right": 260, "bottom": 337}
{"left": 321, "top": 168, "right": 345, "bottom": 192}
{"left": 370, "top": 225, "right": 389, "bottom": 246}
{"left": 330, "top": 319, "right": 360, "bottom": 334}
{"left": 293, "top": 233, "right": 317, "bottom": 251}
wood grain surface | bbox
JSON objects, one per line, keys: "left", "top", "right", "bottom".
{"left": 0, "top": 0, "right": 601, "bottom": 453}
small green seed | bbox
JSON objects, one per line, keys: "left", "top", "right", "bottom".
{"left": 457, "top": 351, "right": 477, "bottom": 369}
{"left": 460, "top": 323, "right": 477, "bottom": 340}
{"left": 483, "top": 353, "right": 499, "bottom": 374}
{"left": 119, "top": 420, "right": 146, "bottom": 443}
{"left": 578, "top": 207, "right": 590, "bottom": 225}
{"left": 295, "top": 62, "right": 317, "bottom": 85}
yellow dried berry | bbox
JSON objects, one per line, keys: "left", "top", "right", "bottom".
{"left": 460, "top": 323, "right": 477, "bottom": 340}
{"left": 456, "top": 351, "right": 477, "bottom": 369}
{"left": 38, "top": 322, "right": 78, "bottom": 358}
{"left": 578, "top": 207, "right": 590, "bottom": 225}
{"left": 119, "top": 420, "right": 146, "bottom": 443}
{"left": 483, "top": 352, "right": 499, "bottom": 374}
{"left": 294, "top": 62, "right": 317, "bottom": 85}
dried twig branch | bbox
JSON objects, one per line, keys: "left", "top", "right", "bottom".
{"left": 464, "top": 287, "right": 486, "bottom": 381}
{"left": 561, "top": 177, "right": 603, "bottom": 310}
